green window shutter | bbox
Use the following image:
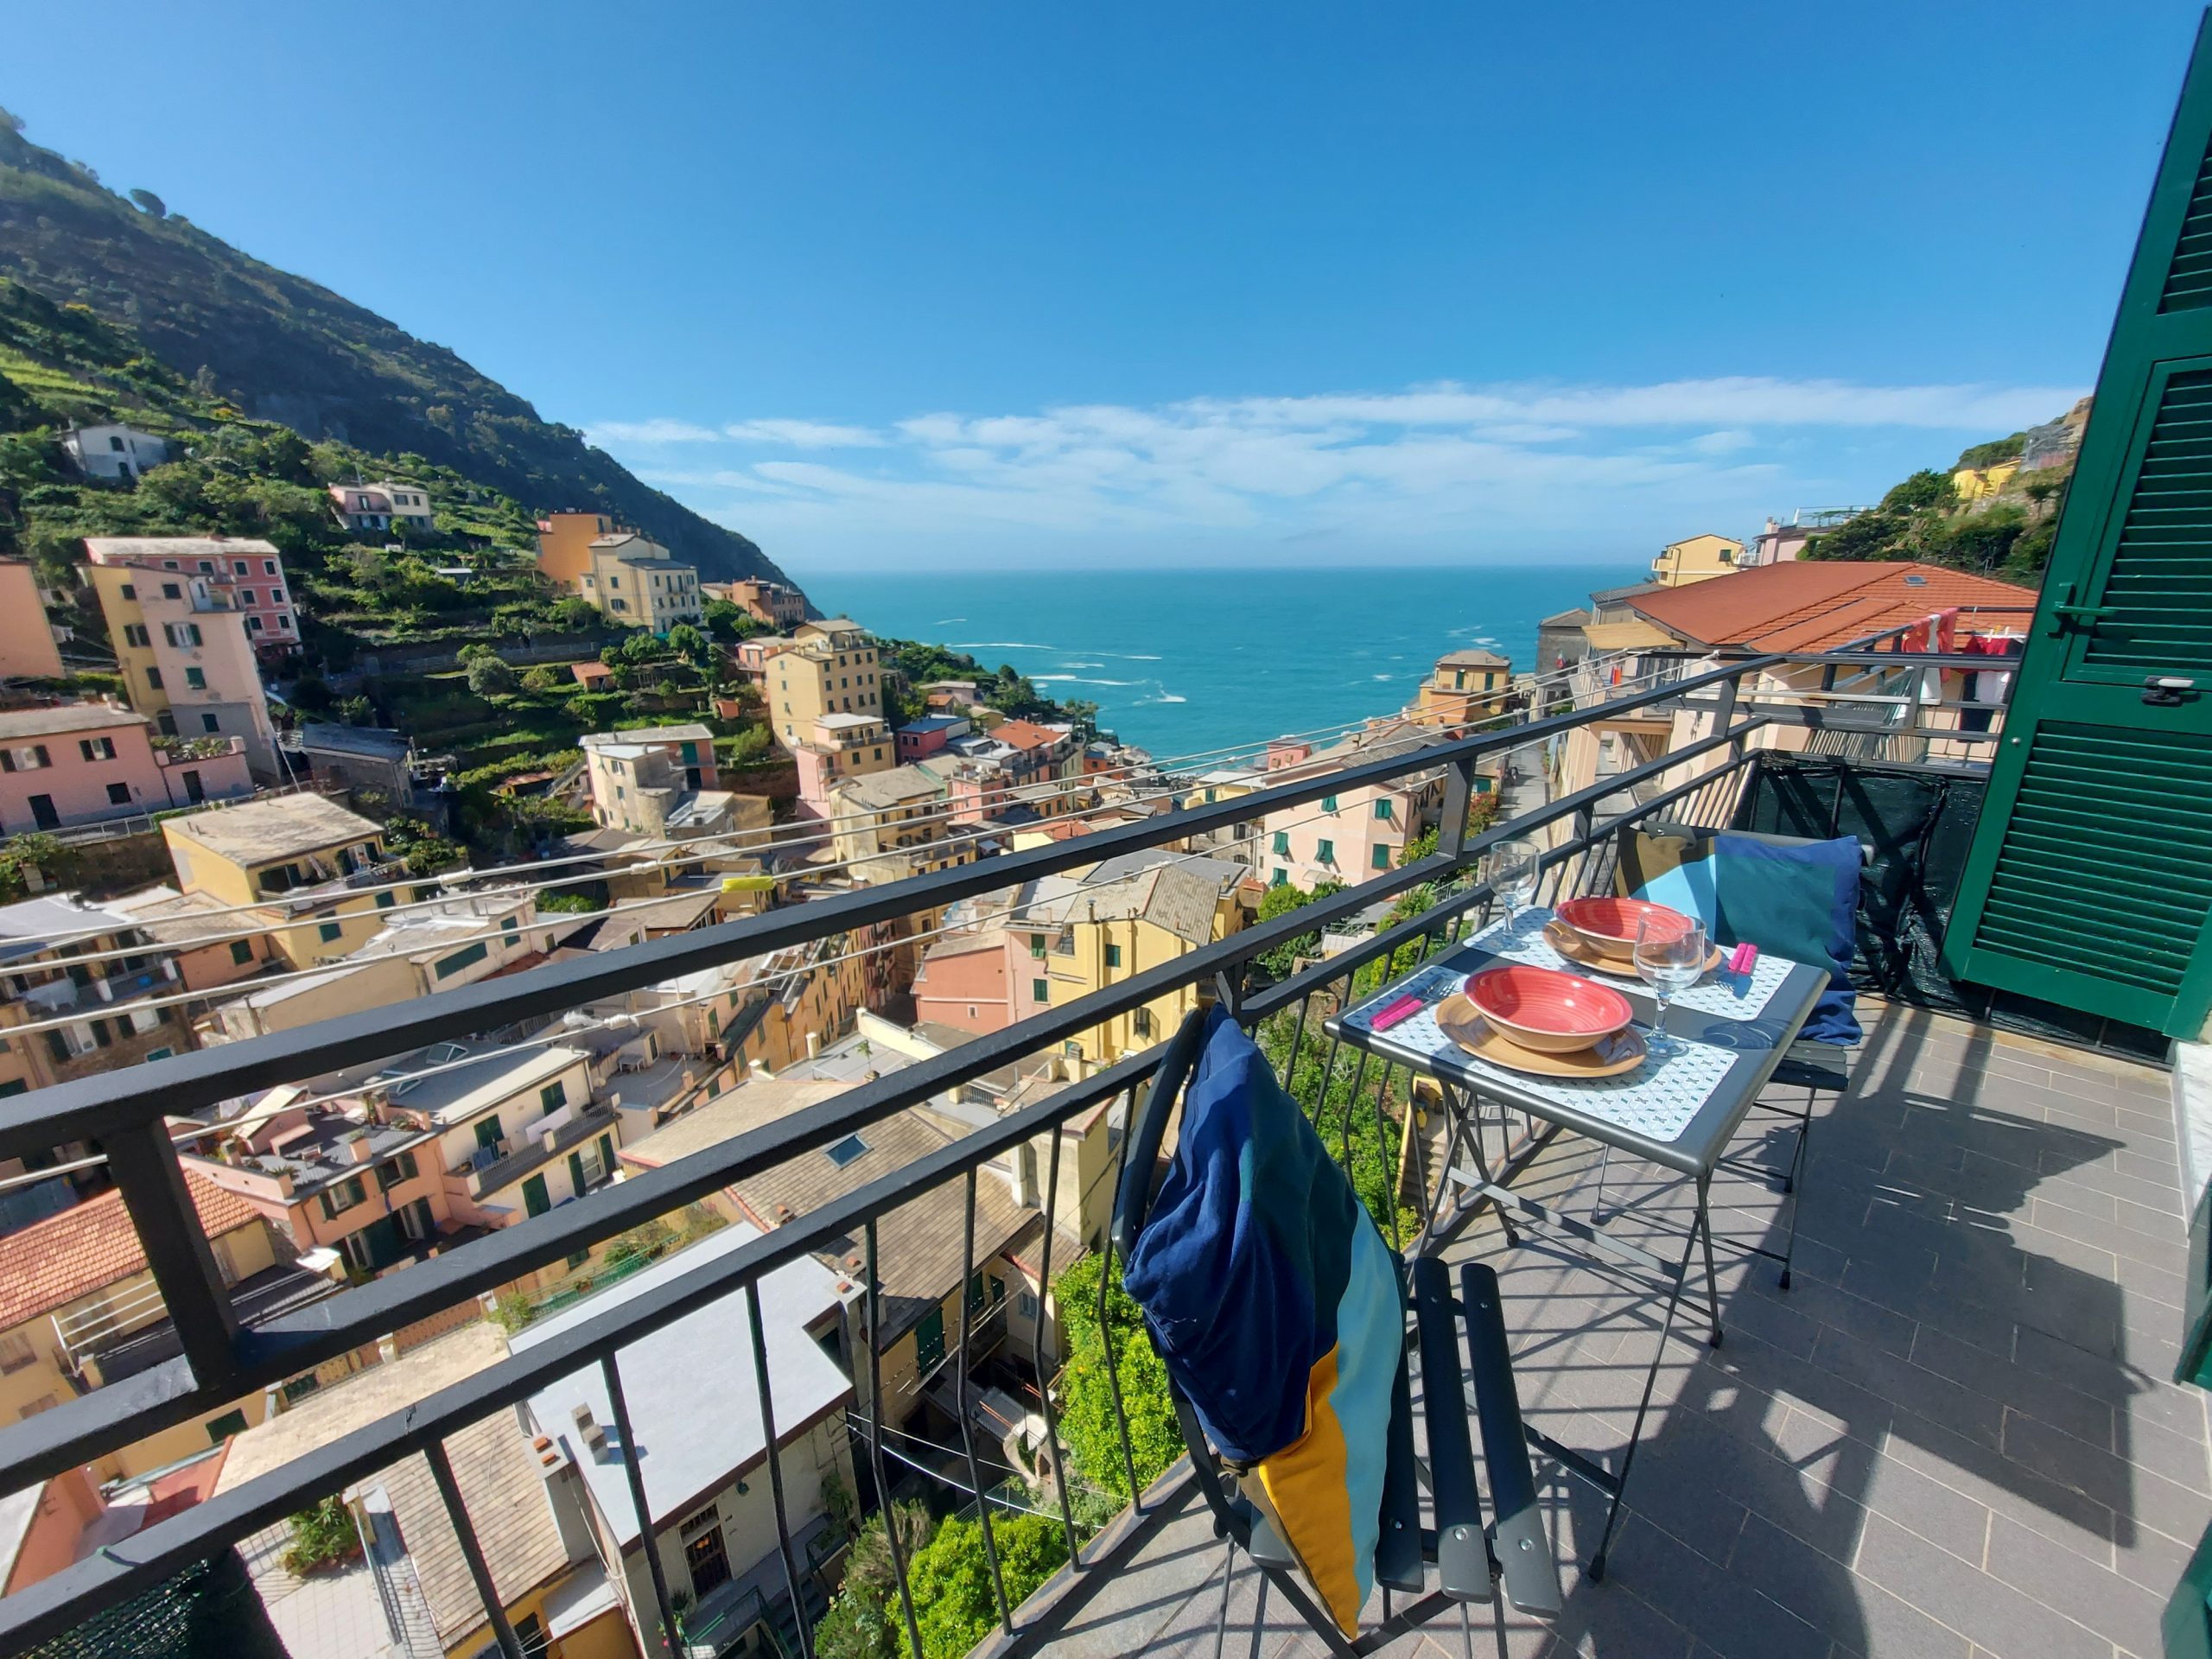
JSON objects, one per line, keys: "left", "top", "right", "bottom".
{"left": 568, "top": 1150, "right": 588, "bottom": 1194}
{"left": 1373, "top": 800, "right": 1391, "bottom": 821}
{"left": 475, "top": 1116, "right": 504, "bottom": 1150}
{"left": 1105, "top": 944, "right": 1122, "bottom": 968}
{"left": 1272, "top": 831, "right": 1290, "bottom": 855}
{"left": 1947, "top": 22, "right": 2212, "bottom": 1039}
{"left": 1372, "top": 844, "right": 1390, "bottom": 871}
{"left": 522, "top": 1174, "right": 550, "bottom": 1217}
{"left": 540, "top": 1081, "right": 566, "bottom": 1113}
{"left": 599, "top": 1133, "right": 616, "bottom": 1173}
{"left": 1318, "top": 839, "right": 1335, "bottom": 866}
{"left": 1321, "top": 794, "right": 1338, "bottom": 812}
{"left": 1032, "top": 978, "right": 1049, "bottom": 1004}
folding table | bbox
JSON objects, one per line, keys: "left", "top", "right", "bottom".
{"left": 1325, "top": 912, "right": 1829, "bottom": 1579}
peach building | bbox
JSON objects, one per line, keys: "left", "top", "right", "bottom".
{"left": 0, "top": 702, "right": 252, "bottom": 833}
{"left": 534, "top": 508, "right": 629, "bottom": 589}
{"left": 0, "top": 561, "right": 63, "bottom": 681}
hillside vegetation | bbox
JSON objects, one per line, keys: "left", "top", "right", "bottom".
{"left": 1801, "top": 410, "right": 2083, "bottom": 583}
{"left": 0, "top": 110, "right": 788, "bottom": 586}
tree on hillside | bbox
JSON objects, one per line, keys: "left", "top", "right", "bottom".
{"left": 466, "top": 654, "right": 516, "bottom": 696}
{"left": 127, "top": 188, "right": 167, "bottom": 219}
{"left": 668, "top": 621, "right": 714, "bottom": 670}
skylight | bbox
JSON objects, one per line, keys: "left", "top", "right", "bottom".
{"left": 823, "top": 1134, "right": 869, "bottom": 1168}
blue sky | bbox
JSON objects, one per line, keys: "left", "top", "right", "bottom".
{"left": 8, "top": 3, "right": 2202, "bottom": 572}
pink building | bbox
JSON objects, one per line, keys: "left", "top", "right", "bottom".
{"left": 83, "top": 537, "right": 299, "bottom": 658}
{"left": 0, "top": 702, "right": 252, "bottom": 833}
{"left": 895, "top": 715, "right": 971, "bottom": 762}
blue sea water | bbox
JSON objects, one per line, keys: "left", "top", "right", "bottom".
{"left": 802, "top": 564, "right": 1637, "bottom": 762}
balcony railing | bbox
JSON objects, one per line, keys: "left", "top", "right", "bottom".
{"left": 0, "top": 648, "right": 2024, "bottom": 1657}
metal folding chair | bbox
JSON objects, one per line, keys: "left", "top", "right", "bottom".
{"left": 1113, "top": 1011, "right": 1564, "bottom": 1659}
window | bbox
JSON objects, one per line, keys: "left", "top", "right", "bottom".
{"left": 318, "top": 922, "right": 343, "bottom": 944}
{"left": 276, "top": 613, "right": 289, "bottom": 631}
{"left": 1032, "top": 978, "right": 1050, "bottom": 1004}
{"left": 205, "top": 1410, "right": 248, "bottom": 1444}
{"left": 823, "top": 1133, "right": 869, "bottom": 1168}
{"left": 375, "top": 1150, "right": 418, "bottom": 1190}
{"left": 0, "top": 746, "right": 48, "bottom": 772}
{"left": 1105, "top": 944, "right": 1122, "bottom": 968}
{"left": 79, "top": 737, "right": 117, "bottom": 763}
{"left": 1271, "top": 831, "right": 1290, "bottom": 855}
{"left": 264, "top": 560, "right": 278, "bottom": 575}
{"left": 144, "top": 667, "right": 163, "bottom": 691}
{"left": 1134, "top": 1007, "right": 1154, "bottom": 1039}
{"left": 475, "top": 1116, "right": 505, "bottom": 1150}
{"left": 107, "top": 435, "right": 124, "bottom": 453}
{"left": 245, "top": 613, "right": 263, "bottom": 632}
{"left": 161, "top": 582, "right": 180, "bottom": 600}
{"left": 1271, "top": 868, "right": 1287, "bottom": 887}
{"left": 539, "top": 1079, "right": 567, "bottom": 1113}
{"left": 319, "top": 1175, "right": 366, "bottom": 1218}
{"left": 434, "top": 941, "right": 489, "bottom": 979}
{"left": 229, "top": 938, "right": 253, "bottom": 965}
{"left": 1322, "top": 794, "right": 1338, "bottom": 813}
{"left": 1372, "top": 843, "right": 1391, "bottom": 871}
{"left": 375, "top": 888, "right": 395, "bottom": 909}
{"left": 184, "top": 668, "right": 207, "bottom": 690}
{"left": 233, "top": 560, "right": 248, "bottom": 575}
{"left": 105, "top": 783, "right": 130, "bottom": 806}
{"left": 1317, "top": 840, "right": 1336, "bottom": 866}
{"left": 123, "top": 624, "right": 149, "bottom": 648}
{"left": 200, "top": 713, "right": 219, "bottom": 734}
{"left": 1374, "top": 799, "right": 1393, "bottom": 821}
{"left": 521, "top": 1174, "right": 551, "bottom": 1217}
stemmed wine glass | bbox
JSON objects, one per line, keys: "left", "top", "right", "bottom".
{"left": 1632, "top": 917, "right": 1708, "bottom": 1057}
{"left": 1485, "top": 838, "right": 1541, "bottom": 938}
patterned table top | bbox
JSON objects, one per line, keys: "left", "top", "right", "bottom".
{"left": 1475, "top": 913, "right": 1795, "bottom": 1020}
{"left": 1328, "top": 923, "right": 1828, "bottom": 1170}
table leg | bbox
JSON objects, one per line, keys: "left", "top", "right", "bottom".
{"left": 1585, "top": 1214, "right": 1703, "bottom": 1582}
{"left": 1695, "top": 1174, "right": 1724, "bottom": 1348}
{"left": 1446, "top": 1084, "right": 1517, "bottom": 1249}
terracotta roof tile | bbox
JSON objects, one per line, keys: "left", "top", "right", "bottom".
{"left": 1624, "top": 562, "right": 2035, "bottom": 652}
{"left": 991, "top": 720, "right": 1064, "bottom": 752}
{"left": 0, "top": 1173, "right": 262, "bottom": 1332}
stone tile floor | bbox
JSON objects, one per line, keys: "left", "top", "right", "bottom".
{"left": 1011, "top": 1002, "right": 2210, "bottom": 1659}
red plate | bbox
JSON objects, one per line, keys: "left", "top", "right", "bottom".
{"left": 1465, "top": 963, "right": 1634, "bottom": 1053}
{"left": 1553, "top": 895, "right": 1695, "bottom": 956}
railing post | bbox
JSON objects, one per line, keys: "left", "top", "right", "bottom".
{"left": 1435, "top": 756, "right": 1479, "bottom": 862}
{"left": 105, "top": 1125, "right": 238, "bottom": 1392}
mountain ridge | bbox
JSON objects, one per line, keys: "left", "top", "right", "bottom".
{"left": 0, "top": 114, "right": 792, "bottom": 588}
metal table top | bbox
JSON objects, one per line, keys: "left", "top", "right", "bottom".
{"left": 1325, "top": 916, "right": 1831, "bottom": 1177}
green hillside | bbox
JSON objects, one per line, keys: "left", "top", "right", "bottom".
{"left": 0, "top": 111, "right": 790, "bottom": 588}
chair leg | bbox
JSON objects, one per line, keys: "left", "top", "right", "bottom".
{"left": 1589, "top": 1141, "right": 1615, "bottom": 1224}
{"left": 1778, "top": 1093, "right": 1816, "bottom": 1291}
{"left": 1247, "top": 1572, "right": 1270, "bottom": 1659}
{"left": 1213, "top": 1539, "right": 1237, "bottom": 1659}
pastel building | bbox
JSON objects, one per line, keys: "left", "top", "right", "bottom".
{"left": 162, "top": 794, "right": 418, "bottom": 969}
{"left": 0, "top": 562, "right": 64, "bottom": 681}
{"left": 84, "top": 536, "right": 298, "bottom": 659}
{"left": 579, "top": 534, "right": 703, "bottom": 633}
{"left": 768, "top": 620, "right": 882, "bottom": 746}
{"left": 327, "top": 481, "right": 435, "bottom": 536}
{"left": 535, "top": 507, "right": 630, "bottom": 590}
{"left": 0, "top": 702, "right": 251, "bottom": 832}
{"left": 1258, "top": 720, "right": 1449, "bottom": 888}
{"left": 59, "top": 423, "right": 167, "bottom": 481}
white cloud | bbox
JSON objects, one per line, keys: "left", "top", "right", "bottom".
{"left": 724, "top": 419, "right": 887, "bottom": 448}
{"left": 585, "top": 417, "right": 723, "bottom": 445}
{"left": 589, "top": 373, "right": 2084, "bottom": 566}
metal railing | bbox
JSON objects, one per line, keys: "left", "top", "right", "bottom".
{"left": 0, "top": 649, "right": 1994, "bottom": 1656}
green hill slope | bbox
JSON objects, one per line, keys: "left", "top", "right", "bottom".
{"left": 0, "top": 113, "right": 790, "bottom": 588}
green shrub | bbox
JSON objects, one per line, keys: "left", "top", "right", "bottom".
{"left": 280, "top": 1497, "right": 360, "bottom": 1575}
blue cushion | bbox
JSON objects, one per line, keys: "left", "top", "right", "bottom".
{"left": 1624, "top": 829, "right": 1862, "bottom": 1044}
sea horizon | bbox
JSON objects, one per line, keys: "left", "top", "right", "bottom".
{"left": 803, "top": 561, "right": 1639, "bottom": 760}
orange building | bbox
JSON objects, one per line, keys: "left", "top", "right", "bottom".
{"left": 534, "top": 508, "right": 630, "bottom": 590}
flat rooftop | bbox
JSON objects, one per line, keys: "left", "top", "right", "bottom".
{"left": 163, "top": 794, "right": 383, "bottom": 865}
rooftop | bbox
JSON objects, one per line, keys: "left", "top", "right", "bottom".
{"left": 1622, "top": 561, "right": 2037, "bottom": 652}
{"left": 582, "top": 722, "right": 712, "bottom": 750}
{"left": 0, "top": 893, "right": 140, "bottom": 960}
{"left": 511, "top": 1224, "right": 851, "bottom": 1546}
{"left": 293, "top": 723, "right": 410, "bottom": 760}
{"left": 372, "top": 1040, "right": 587, "bottom": 1125}
{"left": 162, "top": 794, "right": 384, "bottom": 866}
{"left": 0, "top": 702, "right": 149, "bottom": 740}
{"left": 836, "top": 765, "right": 948, "bottom": 810}
{"left": 0, "top": 1173, "right": 261, "bottom": 1332}
{"left": 994, "top": 718, "right": 1069, "bottom": 752}
{"left": 82, "top": 536, "right": 279, "bottom": 563}
{"left": 1435, "top": 647, "right": 1511, "bottom": 668}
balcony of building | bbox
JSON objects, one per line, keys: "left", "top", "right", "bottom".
{"left": 0, "top": 646, "right": 2197, "bottom": 1659}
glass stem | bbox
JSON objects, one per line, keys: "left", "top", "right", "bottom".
{"left": 1654, "top": 997, "right": 1669, "bottom": 1043}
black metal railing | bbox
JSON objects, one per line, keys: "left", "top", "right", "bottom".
{"left": 0, "top": 648, "right": 1997, "bottom": 1656}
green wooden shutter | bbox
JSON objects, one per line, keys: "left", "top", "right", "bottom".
{"left": 1947, "top": 16, "right": 2212, "bottom": 1039}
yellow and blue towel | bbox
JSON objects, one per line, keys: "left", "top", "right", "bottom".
{"left": 1122, "top": 1008, "right": 1402, "bottom": 1634}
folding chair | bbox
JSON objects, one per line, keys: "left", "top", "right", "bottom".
{"left": 1590, "top": 821, "right": 1864, "bottom": 1289}
{"left": 1114, "top": 1009, "right": 1563, "bottom": 1659}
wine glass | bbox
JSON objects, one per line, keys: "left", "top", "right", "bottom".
{"left": 1632, "top": 918, "right": 1708, "bottom": 1057}
{"left": 1485, "top": 839, "right": 1541, "bottom": 937}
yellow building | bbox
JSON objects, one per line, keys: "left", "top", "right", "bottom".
{"left": 0, "top": 1175, "right": 326, "bottom": 1478}
{"left": 1014, "top": 851, "right": 1250, "bottom": 1065}
{"left": 770, "top": 619, "right": 883, "bottom": 746}
{"left": 84, "top": 562, "right": 282, "bottom": 780}
{"left": 1414, "top": 648, "right": 1513, "bottom": 727}
{"left": 1953, "top": 459, "right": 2022, "bottom": 504}
{"left": 535, "top": 508, "right": 627, "bottom": 590}
{"left": 1649, "top": 533, "right": 1743, "bottom": 587}
{"left": 162, "top": 794, "right": 422, "bottom": 968}
{"left": 578, "top": 534, "right": 703, "bottom": 633}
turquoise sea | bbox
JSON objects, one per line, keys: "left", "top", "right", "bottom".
{"left": 802, "top": 564, "right": 1638, "bottom": 763}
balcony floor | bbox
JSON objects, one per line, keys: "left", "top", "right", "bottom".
{"left": 1018, "top": 1002, "right": 2208, "bottom": 1659}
